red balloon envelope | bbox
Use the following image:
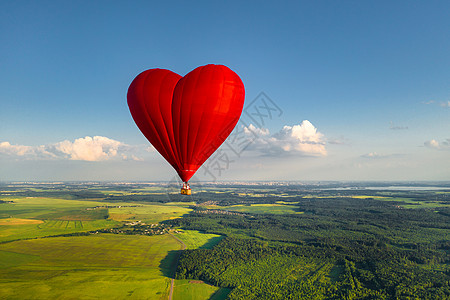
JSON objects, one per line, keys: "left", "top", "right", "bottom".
{"left": 127, "top": 64, "right": 245, "bottom": 183}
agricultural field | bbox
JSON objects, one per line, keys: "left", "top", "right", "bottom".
{"left": 174, "top": 230, "right": 223, "bottom": 250}
{"left": 108, "top": 203, "right": 192, "bottom": 223}
{"left": 0, "top": 218, "right": 117, "bottom": 243}
{"left": 173, "top": 279, "right": 230, "bottom": 300}
{"left": 0, "top": 218, "right": 43, "bottom": 225}
{"left": 0, "top": 196, "right": 120, "bottom": 243}
{"left": 0, "top": 197, "right": 107, "bottom": 219}
{"left": 0, "top": 234, "right": 180, "bottom": 299}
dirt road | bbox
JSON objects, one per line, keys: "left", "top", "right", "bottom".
{"left": 168, "top": 233, "right": 186, "bottom": 300}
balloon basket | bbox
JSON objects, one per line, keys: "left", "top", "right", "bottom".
{"left": 180, "top": 188, "right": 191, "bottom": 195}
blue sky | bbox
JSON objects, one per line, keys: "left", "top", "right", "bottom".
{"left": 1, "top": 1, "right": 449, "bottom": 182}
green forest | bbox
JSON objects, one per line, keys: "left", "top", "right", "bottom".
{"left": 166, "top": 186, "right": 450, "bottom": 299}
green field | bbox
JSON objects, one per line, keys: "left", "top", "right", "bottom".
{"left": 0, "top": 197, "right": 194, "bottom": 242}
{"left": 0, "top": 234, "right": 180, "bottom": 299}
{"left": 0, "top": 219, "right": 118, "bottom": 243}
{"left": 361, "top": 196, "right": 450, "bottom": 209}
{"left": 0, "top": 196, "right": 121, "bottom": 242}
{"left": 173, "top": 279, "right": 230, "bottom": 300}
{"left": 174, "top": 230, "right": 223, "bottom": 249}
{"left": 0, "top": 197, "right": 107, "bottom": 219}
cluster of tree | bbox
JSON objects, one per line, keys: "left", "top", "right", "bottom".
{"left": 0, "top": 200, "right": 14, "bottom": 204}
{"left": 95, "top": 223, "right": 171, "bottom": 236}
{"left": 31, "top": 223, "right": 173, "bottom": 239}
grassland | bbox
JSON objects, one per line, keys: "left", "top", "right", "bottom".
{"left": 0, "top": 234, "right": 180, "bottom": 299}
{"left": 173, "top": 279, "right": 230, "bottom": 300}
{"left": 174, "top": 230, "right": 224, "bottom": 249}
{"left": 108, "top": 203, "right": 192, "bottom": 223}
{"left": 0, "top": 197, "right": 100, "bottom": 219}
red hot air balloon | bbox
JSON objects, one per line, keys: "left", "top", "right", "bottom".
{"left": 127, "top": 64, "right": 245, "bottom": 194}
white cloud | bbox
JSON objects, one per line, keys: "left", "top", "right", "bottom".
{"left": 0, "top": 142, "right": 34, "bottom": 156}
{"left": 244, "top": 124, "right": 270, "bottom": 137}
{"left": 361, "top": 152, "right": 382, "bottom": 159}
{"left": 244, "top": 120, "right": 327, "bottom": 157}
{"left": 389, "top": 121, "right": 408, "bottom": 130}
{"left": 361, "top": 152, "right": 405, "bottom": 159}
{"left": 424, "top": 139, "right": 440, "bottom": 149}
{"left": 0, "top": 136, "right": 145, "bottom": 161}
{"left": 422, "top": 99, "right": 450, "bottom": 108}
{"left": 0, "top": 142, "right": 57, "bottom": 159}
{"left": 424, "top": 138, "right": 450, "bottom": 150}
{"left": 53, "top": 136, "right": 122, "bottom": 161}
{"left": 327, "top": 136, "right": 350, "bottom": 145}
{"left": 439, "top": 101, "right": 450, "bottom": 108}
{"left": 361, "top": 152, "right": 388, "bottom": 159}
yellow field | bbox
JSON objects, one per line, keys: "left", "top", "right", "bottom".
{"left": 276, "top": 201, "right": 299, "bottom": 204}
{"left": 0, "top": 218, "right": 44, "bottom": 225}
{"left": 108, "top": 203, "right": 192, "bottom": 223}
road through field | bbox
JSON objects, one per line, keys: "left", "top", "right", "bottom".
{"left": 169, "top": 233, "right": 186, "bottom": 300}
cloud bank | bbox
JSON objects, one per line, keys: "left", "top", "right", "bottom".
{"left": 244, "top": 120, "right": 327, "bottom": 156}
{"left": 1, "top": 121, "right": 327, "bottom": 164}
{"left": 0, "top": 136, "right": 145, "bottom": 161}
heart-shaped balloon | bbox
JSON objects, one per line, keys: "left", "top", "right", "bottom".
{"left": 127, "top": 64, "right": 245, "bottom": 182}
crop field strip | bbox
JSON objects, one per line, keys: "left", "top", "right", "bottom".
{"left": 38, "top": 219, "right": 83, "bottom": 230}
